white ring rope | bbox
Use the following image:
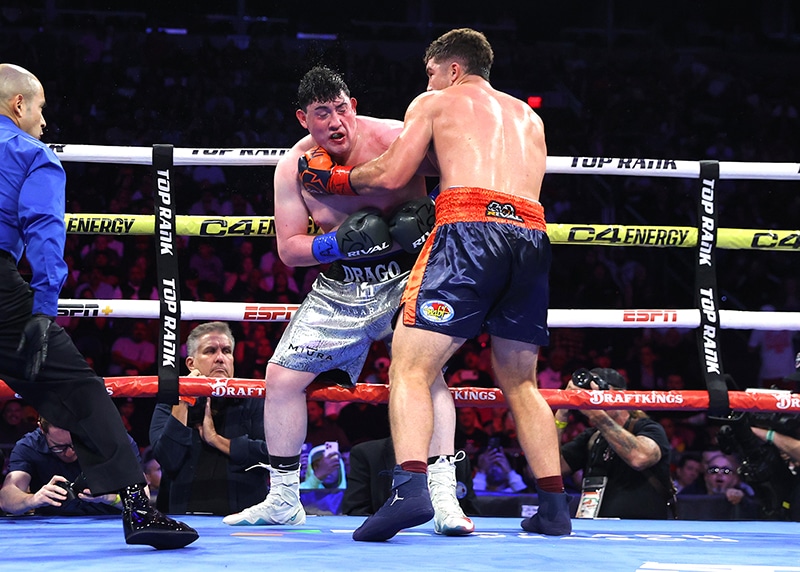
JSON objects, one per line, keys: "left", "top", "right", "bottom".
{"left": 49, "top": 144, "right": 800, "bottom": 180}
{"left": 48, "top": 144, "right": 291, "bottom": 166}
{"left": 56, "top": 299, "right": 800, "bottom": 331}
{"left": 51, "top": 143, "right": 800, "bottom": 334}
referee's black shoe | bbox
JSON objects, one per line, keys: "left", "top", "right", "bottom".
{"left": 121, "top": 484, "right": 199, "bottom": 549}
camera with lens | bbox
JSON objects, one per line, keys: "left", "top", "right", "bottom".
{"left": 55, "top": 479, "right": 80, "bottom": 501}
{"left": 715, "top": 411, "right": 798, "bottom": 520}
{"left": 571, "top": 368, "right": 610, "bottom": 390}
{"left": 749, "top": 411, "right": 800, "bottom": 439}
{"left": 54, "top": 472, "right": 87, "bottom": 501}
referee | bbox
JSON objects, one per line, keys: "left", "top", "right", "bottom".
{"left": 0, "top": 62, "right": 196, "bottom": 550}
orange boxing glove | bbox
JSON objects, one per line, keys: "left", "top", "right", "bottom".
{"left": 298, "top": 145, "right": 357, "bottom": 196}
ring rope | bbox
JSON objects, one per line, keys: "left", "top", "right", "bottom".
{"left": 63, "top": 214, "right": 800, "bottom": 251}
{"left": 65, "top": 214, "right": 319, "bottom": 238}
{"left": 49, "top": 144, "right": 800, "bottom": 180}
{"left": 1, "top": 377, "right": 798, "bottom": 413}
{"left": 44, "top": 144, "right": 800, "bottom": 418}
{"left": 55, "top": 299, "right": 800, "bottom": 330}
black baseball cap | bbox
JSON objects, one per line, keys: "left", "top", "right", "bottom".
{"left": 591, "top": 367, "right": 627, "bottom": 390}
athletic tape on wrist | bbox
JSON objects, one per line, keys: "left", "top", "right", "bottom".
{"left": 312, "top": 232, "right": 341, "bottom": 264}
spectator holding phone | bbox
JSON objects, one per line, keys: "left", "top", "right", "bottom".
{"left": 301, "top": 442, "right": 347, "bottom": 490}
{"left": 472, "top": 439, "right": 527, "bottom": 493}
{"left": 305, "top": 400, "right": 351, "bottom": 449}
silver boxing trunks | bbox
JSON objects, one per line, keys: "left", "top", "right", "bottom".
{"left": 269, "top": 251, "right": 417, "bottom": 385}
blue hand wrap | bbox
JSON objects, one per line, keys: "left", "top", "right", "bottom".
{"left": 312, "top": 232, "right": 342, "bottom": 264}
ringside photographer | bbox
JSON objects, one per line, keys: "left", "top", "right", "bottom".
{"left": 554, "top": 367, "right": 675, "bottom": 519}
{"left": 710, "top": 367, "right": 800, "bottom": 521}
{"left": 0, "top": 416, "right": 140, "bottom": 515}
{"left": 702, "top": 364, "right": 800, "bottom": 521}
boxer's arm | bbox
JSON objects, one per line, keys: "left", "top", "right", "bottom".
{"left": 381, "top": 120, "right": 439, "bottom": 178}
{"left": 0, "top": 471, "right": 65, "bottom": 514}
{"left": 275, "top": 137, "right": 325, "bottom": 267}
{"left": 350, "top": 93, "right": 436, "bottom": 193}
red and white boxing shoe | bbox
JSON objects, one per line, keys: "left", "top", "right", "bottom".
{"left": 428, "top": 453, "right": 475, "bottom": 536}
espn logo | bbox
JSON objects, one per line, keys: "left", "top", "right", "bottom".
{"left": 57, "top": 303, "right": 100, "bottom": 317}
{"left": 622, "top": 310, "right": 678, "bottom": 323}
{"left": 242, "top": 305, "right": 299, "bottom": 321}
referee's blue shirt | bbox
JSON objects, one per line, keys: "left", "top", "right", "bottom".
{"left": 0, "top": 115, "right": 67, "bottom": 316}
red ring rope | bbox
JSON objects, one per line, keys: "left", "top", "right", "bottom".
{"left": 2, "top": 377, "right": 798, "bottom": 413}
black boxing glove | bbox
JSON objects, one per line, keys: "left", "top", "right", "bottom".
{"left": 312, "top": 208, "right": 393, "bottom": 263}
{"left": 298, "top": 146, "right": 357, "bottom": 196}
{"left": 16, "top": 313, "right": 55, "bottom": 381}
{"left": 388, "top": 197, "right": 436, "bottom": 254}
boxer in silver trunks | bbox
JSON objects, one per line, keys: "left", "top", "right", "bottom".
{"left": 271, "top": 251, "right": 416, "bottom": 383}
{"left": 223, "top": 66, "right": 474, "bottom": 536}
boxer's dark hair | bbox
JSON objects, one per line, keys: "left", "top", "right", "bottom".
{"left": 423, "top": 28, "right": 493, "bottom": 81}
{"left": 297, "top": 66, "right": 350, "bottom": 111}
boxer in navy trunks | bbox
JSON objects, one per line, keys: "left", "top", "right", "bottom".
{"left": 401, "top": 186, "right": 551, "bottom": 346}
{"left": 299, "top": 28, "right": 572, "bottom": 542}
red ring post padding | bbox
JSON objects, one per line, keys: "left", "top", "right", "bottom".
{"left": 2, "top": 377, "right": 799, "bottom": 413}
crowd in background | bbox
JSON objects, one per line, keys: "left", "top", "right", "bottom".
{"left": 1, "top": 2, "right": 799, "bottom": 515}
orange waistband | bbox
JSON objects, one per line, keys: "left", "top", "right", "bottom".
{"left": 435, "top": 187, "right": 546, "bottom": 230}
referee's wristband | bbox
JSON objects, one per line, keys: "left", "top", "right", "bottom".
{"left": 312, "top": 232, "right": 342, "bottom": 264}
{"left": 766, "top": 429, "right": 775, "bottom": 443}
{"left": 555, "top": 419, "right": 568, "bottom": 430}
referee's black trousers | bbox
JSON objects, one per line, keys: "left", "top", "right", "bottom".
{"left": 0, "top": 256, "right": 143, "bottom": 493}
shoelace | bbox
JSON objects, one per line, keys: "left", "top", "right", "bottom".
{"left": 428, "top": 459, "right": 461, "bottom": 516}
{"left": 430, "top": 453, "right": 473, "bottom": 523}
{"left": 245, "top": 462, "right": 271, "bottom": 472}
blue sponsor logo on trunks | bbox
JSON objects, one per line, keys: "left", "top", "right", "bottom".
{"left": 485, "top": 200, "right": 523, "bottom": 222}
{"left": 420, "top": 300, "right": 454, "bottom": 323}
{"left": 341, "top": 260, "right": 402, "bottom": 284}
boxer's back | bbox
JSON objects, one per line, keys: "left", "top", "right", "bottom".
{"left": 429, "top": 82, "right": 546, "bottom": 203}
